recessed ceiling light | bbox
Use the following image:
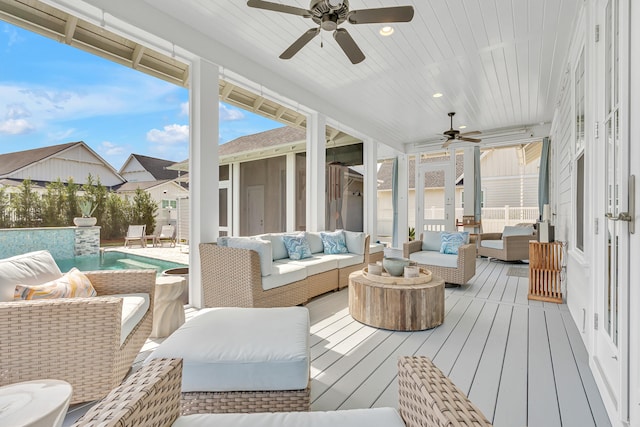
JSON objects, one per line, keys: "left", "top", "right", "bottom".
{"left": 432, "top": 93, "right": 443, "bottom": 98}
{"left": 380, "top": 26, "right": 394, "bottom": 36}
{"left": 459, "top": 125, "right": 467, "bottom": 129}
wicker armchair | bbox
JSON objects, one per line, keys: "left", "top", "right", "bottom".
{"left": 0, "top": 269, "right": 156, "bottom": 404}
{"left": 477, "top": 224, "right": 537, "bottom": 261}
{"left": 403, "top": 235, "right": 476, "bottom": 286}
{"left": 75, "top": 357, "right": 492, "bottom": 426}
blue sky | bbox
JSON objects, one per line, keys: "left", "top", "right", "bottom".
{"left": 0, "top": 22, "right": 282, "bottom": 169}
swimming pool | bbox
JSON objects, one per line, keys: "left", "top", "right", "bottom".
{"left": 55, "top": 251, "right": 187, "bottom": 276}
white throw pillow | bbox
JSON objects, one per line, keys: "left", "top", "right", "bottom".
{"left": 421, "top": 231, "right": 442, "bottom": 252}
{"left": 344, "top": 231, "right": 367, "bottom": 255}
{"left": 0, "top": 250, "right": 63, "bottom": 302}
{"left": 226, "top": 237, "right": 273, "bottom": 276}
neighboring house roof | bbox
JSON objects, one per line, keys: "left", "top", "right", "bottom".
{"left": 377, "top": 155, "right": 465, "bottom": 191}
{"left": 219, "top": 126, "right": 304, "bottom": 156}
{"left": 115, "top": 180, "right": 186, "bottom": 193}
{"left": 121, "top": 154, "right": 183, "bottom": 180}
{"left": 0, "top": 142, "right": 78, "bottom": 177}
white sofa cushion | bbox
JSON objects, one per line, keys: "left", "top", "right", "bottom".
{"left": 322, "top": 253, "right": 364, "bottom": 268}
{"left": 480, "top": 240, "right": 504, "bottom": 250}
{"left": 264, "top": 233, "right": 292, "bottom": 261}
{"left": 263, "top": 262, "right": 308, "bottom": 290}
{"left": 421, "top": 230, "right": 442, "bottom": 252}
{"left": 0, "top": 250, "right": 63, "bottom": 302}
{"left": 111, "top": 293, "right": 150, "bottom": 345}
{"left": 286, "top": 256, "right": 338, "bottom": 276}
{"left": 226, "top": 237, "right": 272, "bottom": 276}
{"left": 502, "top": 225, "right": 535, "bottom": 237}
{"left": 146, "top": 307, "right": 310, "bottom": 392}
{"left": 409, "top": 251, "right": 458, "bottom": 269}
{"left": 305, "top": 232, "right": 325, "bottom": 254}
{"left": 344, "top": 231, "right": 367, "bottom": 255}
{"left": 172, "top": 407, "right": 405, "bottom": 427}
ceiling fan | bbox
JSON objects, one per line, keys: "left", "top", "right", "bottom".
{"left": 442, "top": 112, "right": 482, "bottom": 148}
{"left": 246, "top": 0, "right": 414, "bottom": 64}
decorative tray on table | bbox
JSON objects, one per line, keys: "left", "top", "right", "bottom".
{"left": 362, "top": 267, "right": 432, "bottom": 284}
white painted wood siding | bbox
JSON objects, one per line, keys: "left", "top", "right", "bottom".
{"left": 8, "top": 145, "right": 123, "bottom": 187}
{"left": 120, "top": 158, "right": 155, "bottom": 182}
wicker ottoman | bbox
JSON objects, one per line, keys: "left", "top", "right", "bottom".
{"left": 146, "top": 307, "right": 310, "bottom": 414}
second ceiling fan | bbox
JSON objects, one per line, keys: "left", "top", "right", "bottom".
{"left": 442, "top": 112, "right": 482, "bottom": 148}
{"left": 247, "top": 0, "right": 414, "bottom": 64}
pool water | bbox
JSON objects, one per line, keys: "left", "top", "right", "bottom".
{"left": 55, "top": 251, "right": 187, "bottom": 276}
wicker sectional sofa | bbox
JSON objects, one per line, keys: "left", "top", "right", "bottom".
{"left": 200, "top": 231, "right": 370, "bottom": 308}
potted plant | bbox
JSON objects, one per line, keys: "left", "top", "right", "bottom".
{"left": 73, "top": 197, "right": 98, "bottom": 227}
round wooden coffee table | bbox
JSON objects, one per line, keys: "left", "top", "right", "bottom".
{"left": 348, "top": 269, "right": 445, "bottom": 331}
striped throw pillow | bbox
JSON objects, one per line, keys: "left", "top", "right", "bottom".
{"left": 14, "top": 268, "right": 97, "bottom": 300}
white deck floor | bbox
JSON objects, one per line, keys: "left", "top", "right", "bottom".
{"left": 64, "top": 257, "right": 611, "bottom": 426}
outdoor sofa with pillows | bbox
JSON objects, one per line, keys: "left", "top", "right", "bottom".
{"left": 73, "top": 357, "right": 493, "bottom": 426}
{"left": 403, "top": 231, "right": 476, "bottom": 285}
{"left": 199, "top": 230, "right": 370, "bottom": 308}
{"left": 0, "top": 250, "right": 155, "bottom": 404}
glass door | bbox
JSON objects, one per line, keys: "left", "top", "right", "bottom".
{"left": 415, "top": 154, "right": 455, "bottom": 235}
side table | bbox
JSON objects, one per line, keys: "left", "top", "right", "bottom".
{"left": 152, "top": 276, "right": 187, "bottom": 338}
{"left": 0, "top": 379, "right": 72, "bottom": 427}
{"left": 528, "top": 241, "right": 563, "bottom": 303}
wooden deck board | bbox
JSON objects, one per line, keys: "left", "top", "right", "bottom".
{"left": 63, "top": 258, "right": 611, "bottom": 427}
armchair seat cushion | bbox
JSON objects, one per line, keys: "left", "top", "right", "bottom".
{"left": 173, "top": 407, "right": 405, "bottom": 427}
{"left": 0, "top": 250, "right": 63, "bottom": 302}
{"left": 409, "top": 251, "right": 458, "bottom": 269}
{"left": 480, "top": 239, "right": 504, "bottom": 250}
{"left": 114, "top": 293, "right": 150, "bottom": 345}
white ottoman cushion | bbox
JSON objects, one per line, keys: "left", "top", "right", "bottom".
{"left": 172, "top": 407, "right": 405, "bottom": 427}
{"left": 146, "top": 307, "right": 310, "bottom": 392}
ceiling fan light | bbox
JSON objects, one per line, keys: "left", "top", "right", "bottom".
{"left": 325, "top": 0, "right": 343, "bottom": 10}
{"left": 432, "top": 92, "right": 443, "bottom": 98}
{"left": 459, "top": 125, "right": 467, "bottom": 129}
{"left": 379, "top": 26, "right": 394, "bottom": 36}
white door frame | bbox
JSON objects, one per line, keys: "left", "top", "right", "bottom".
{"left": 415, "top": 154, "right": 455, "bottom": 235}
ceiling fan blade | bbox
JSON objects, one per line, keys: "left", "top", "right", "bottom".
{"left": 442, "top": 139, "right": 453, "bottom": 149}
{"left": 247, "top": 0, "right": 311, "bottom": 17}
{"left": 459, "top": 130, "right": 481, "bottom": 137}
{"left": 333, "top": 28, "right": 365, "bottom": 64}
{"left": 347, "top": 6, "right": 414, "bottom": 25}
{"left": 280, "top": 28, "right": 320, "bottom": 59}
{"left": 458, "top": 136, "right": 482, "bottom": 143}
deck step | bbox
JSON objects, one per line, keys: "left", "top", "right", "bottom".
{"left": 115, "top": 258, "right": 157, "bottom": 270}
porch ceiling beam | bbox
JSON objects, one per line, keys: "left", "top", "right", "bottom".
{"left": 63, "top": 15, "right": 77, "bottom": 44}
{"left": 131, "top": 44, "right": 145, "bottom": 68}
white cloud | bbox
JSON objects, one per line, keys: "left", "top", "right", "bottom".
{"left": 219, "top": 103, "right": 244, "bottom": 121}
{"left": 3, "top": 25, "right": 21, "bottom": 47}
{"left": 146, "top": 124, "right": 189, "bottom": 144}
{"left": 100, "top": 141, "right": 126, "bottom": 156}
{"left": 47, "top": 128, "right": 76, "bottom": 141}
{"left": 0, "top": 118, "right": 35, "bottom": 135}
{"left": 6, "top": 103, "right": 31, "bottom": 119}
{"left": 180, "top": 102, "right": 189, "bottom": 116}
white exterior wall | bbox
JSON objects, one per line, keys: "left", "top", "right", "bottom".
{"left": 551, "top": 2, "right": 639, "bottom": 425}
{"left": 8, "top": 145, "right": 123, "bottom": 187}
{"left": 118, "top": 181, "right": 187, "bottom": 233}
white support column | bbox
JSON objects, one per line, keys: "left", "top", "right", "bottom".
{"left": 232, "top": 161, "right": 241, "bottom": 236}
{"left": 286, "top": 152, "right": 296, "bottom": 232}
{"left": 463, "top": 147, "right": 475, "bottom": 216}
{"left": 189, "top": 58, "right": 219, "bottom": 309}
{"left": 306, "top": 112, "right": 326, "bottom": 232}
{"left": 396, "top": 154, "right": 409, "bottom": 248}
{"left": 363, "top": 138, "right": 377, "bottom": 241}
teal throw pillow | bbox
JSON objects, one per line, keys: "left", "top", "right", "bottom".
{"left": 440, "top": 232, "right": 469, "bottom": 255}
{"left": 320, "top": 230, "right": 348, "bottom": 254}
{"left": 281, "top": 234, "right": 313, "bottom": 260}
